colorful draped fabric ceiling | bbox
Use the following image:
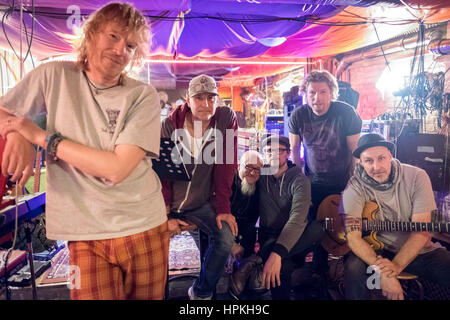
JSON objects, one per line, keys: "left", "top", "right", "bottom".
{"left": 1, "top": 0, "right": 450, "bottom": 86}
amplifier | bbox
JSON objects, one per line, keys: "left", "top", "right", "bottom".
{"left": 397, "top": 132, "right": 448, "bottom": 192}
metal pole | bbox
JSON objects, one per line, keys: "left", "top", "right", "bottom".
{"left": 25, "top": 223, "right": 38, "bottom": 300}
{"left": 20, "top": 0, "right": 38, "bottom": 300}
{"left": 19, "top": 0, "right": 23, "bottom": 80}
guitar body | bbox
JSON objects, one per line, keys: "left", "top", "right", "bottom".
{"left": 361, "top": 201, "right": 384, "bottom": 251}
{"left": 316, "top": 194, "right": 350, "bottom": 256}
{"left": 317, "top": 196, "right": 385, "bottom": 256}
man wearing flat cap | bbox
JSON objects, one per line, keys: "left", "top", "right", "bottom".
{"left": 342, "top": 133, "right": 450, "bottom": 300}
{"left": 160, "top": 74, "right": 238, "bottom": 300}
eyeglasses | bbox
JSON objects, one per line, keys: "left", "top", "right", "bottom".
{"left": 244, "top": 165, "right": 261, "bottom": 174}
{"left": 263, "top": 148, "right": 287, "bottom": 154}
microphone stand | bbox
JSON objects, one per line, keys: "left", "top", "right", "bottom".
{"left": 24, "top": 222, "right": 38, "bottom": 300}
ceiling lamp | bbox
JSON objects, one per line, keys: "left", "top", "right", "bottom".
{"left": 225, "top": 66, "right": 241, "bottom": 71}
{"left": 256, "top": 37, "right": 287, "bottom": 47}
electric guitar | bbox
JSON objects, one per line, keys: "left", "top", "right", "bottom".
{"left": 317, "top": 194, "right": 450, "bottom": 256}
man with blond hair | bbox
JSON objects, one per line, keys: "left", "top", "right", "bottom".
{"left": 0, "top": 3, "right": 168, "bottom": 300}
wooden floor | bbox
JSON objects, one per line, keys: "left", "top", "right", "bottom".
{"left": 167, "top": 261, "right": 336, "bottom": 300}
{"left": 3, "top": 264, "right": 450, "bottom": 300}
{"left": 2, "top": 235, "right": 450, "bottom": 300}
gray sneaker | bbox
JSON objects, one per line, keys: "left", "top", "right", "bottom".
{"left": 188, "top": 286, "right": 212, "bottom": 300}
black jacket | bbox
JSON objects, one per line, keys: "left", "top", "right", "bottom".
{"left": 230, "top": 173, "right": 259, "bottom": 226}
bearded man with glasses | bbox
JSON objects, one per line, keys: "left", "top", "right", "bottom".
{"left": 229, "top": 150, "right": 263, "bottom": 257}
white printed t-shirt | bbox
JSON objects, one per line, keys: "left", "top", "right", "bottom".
{"left": 0, "top": 61, "right": 167, "bottom": 241}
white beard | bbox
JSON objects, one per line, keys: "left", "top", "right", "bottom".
{"left": 241, "top": 178, "right": 256, "bottom": 196}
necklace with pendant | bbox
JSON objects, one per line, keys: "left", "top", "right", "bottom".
{"left": 84, "top": 72, "right": 122, "bottom": 94}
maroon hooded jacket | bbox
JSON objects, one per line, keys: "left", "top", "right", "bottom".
{"left": 160, "top": 103, "right": 238, "bottom": 215}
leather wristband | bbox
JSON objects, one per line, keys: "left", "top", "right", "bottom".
{"left": 45, "top": 132, "right": 63, "bottom": 161}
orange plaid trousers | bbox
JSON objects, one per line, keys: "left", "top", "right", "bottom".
{"left": 68, "top": 222, "right": 169, "bottom": 300}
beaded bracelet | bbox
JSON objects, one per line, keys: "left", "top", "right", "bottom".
{"left": 45, "top": 132, "right": 64, "bottom": 161}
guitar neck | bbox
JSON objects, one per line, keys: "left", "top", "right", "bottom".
{"left": 363, "top": 220, "right": 450, "bottom": 234}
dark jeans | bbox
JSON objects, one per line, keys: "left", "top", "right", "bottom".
{"left": 235, "top": 220, "right": 257, "bottom": 258}
{"left": 344, "top": 248, "right": 450, "bottom": 300}
{"left": 174, "top": 202, "right": 235, "bottom": 298}
{"left": 258, "top": 221, "right": 326, "bottom": 300}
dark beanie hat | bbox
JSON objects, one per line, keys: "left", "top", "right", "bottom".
{"left": 262, "top": 134, "right": 290, "bottom": 151}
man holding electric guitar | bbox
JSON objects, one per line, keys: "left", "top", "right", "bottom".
{"left": 342, "top": 133, "right": 450, "bottom": 300}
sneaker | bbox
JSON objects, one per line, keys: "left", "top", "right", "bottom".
{"left": 188, "top": 285, "right": 212, "bottom": 300}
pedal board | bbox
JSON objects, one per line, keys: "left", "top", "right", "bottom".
{"left": 7, "top": 260, "right": 51, "bottom": 287}
{"left": 0, "top": 250, "right": 27, "bottom": 278}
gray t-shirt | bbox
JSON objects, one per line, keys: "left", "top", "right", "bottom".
{"left": 0, "top": 61, "right": 167, "bottom": 241}
{"left": 288, "top": 101, "right": 362, "bottom": 188}
{"left": 342, "top": 160, "right": 439, "bottom": 254}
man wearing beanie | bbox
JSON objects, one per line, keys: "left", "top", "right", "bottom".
{"left": 257, "top": 134, "right": 325, "bottom": 300}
